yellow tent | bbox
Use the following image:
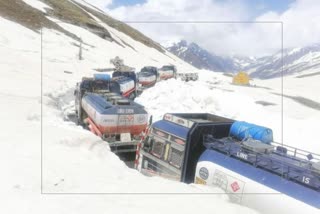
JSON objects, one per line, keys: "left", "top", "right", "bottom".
{"left": 232, "top": 71, "right": 250, "bottom": 85}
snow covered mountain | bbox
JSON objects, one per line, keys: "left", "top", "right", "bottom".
{"left": 246, "top": 44, "right": 320, "bottom": 79}
{"left": 166, "top": 40, "right": 238, "bottom": 72}
{"left": 166, "top": 40, "right": 320, "bottom": 79}
{"left": 0, "top": 0, "right": 166, "bottom": 53}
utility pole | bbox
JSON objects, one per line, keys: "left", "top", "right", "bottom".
{"left": 79, "top": 37, "right": 83, "bottom": 60}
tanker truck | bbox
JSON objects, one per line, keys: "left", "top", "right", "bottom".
{"left": 74, "top": 74, "right": 148, "bottom": 154}
{"left": 112, "top": 76, "right": 137, "bottom": 99}
{"left": 136, "top": 113, "right": 320, "bottom": 213}
{"left": 137, "top": 65, "right": 177, "bottom": 88}
{"left": 97, "top": 56, "right": 138, "bottom": 99}
{"left": 137, "top": 66, "right": 158, "bottom": 87}
{"left": 111, "top": 64, "right": 137, "bottom": 100}
{"left": 158, "top": 65, "right": 177, "bottom": 80}
{"left": 93, "top": 71, "right": 137, "bottom": 100}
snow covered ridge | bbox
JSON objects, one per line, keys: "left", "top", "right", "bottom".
{"left": 1, "top": 0, "right": 163, "bottom": 53}
{"left": 166, "top": 39, "right": 320, "bottom": 79}
{"left": 246, "top": 44, "right": 320, "bottom": 79}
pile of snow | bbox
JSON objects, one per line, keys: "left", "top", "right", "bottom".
{"left": 137, "top": 69, "right": 320, "bottom": 152}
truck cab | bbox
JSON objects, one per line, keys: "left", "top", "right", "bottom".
{"left": 137, "top": 113, "right": 320, "bottom": 212}
{"left": 137, "top": 113, "right": 234, "bottom": 183}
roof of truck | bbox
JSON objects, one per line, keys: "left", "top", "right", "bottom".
{"left": 163, "top": 113, "right": 234, "bottom": 129}
{"left": 152, "top": 120, "right": 189, "bottom": 139}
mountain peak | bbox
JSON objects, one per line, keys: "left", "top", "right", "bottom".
{"left": 166, "top": 39, "right": 320, "bottom": 78}
{"left": 178, "top": 40, "right": 188, "bottom": 47}
{"left": 166, "top": 40, "right": 238, "bottom": 72}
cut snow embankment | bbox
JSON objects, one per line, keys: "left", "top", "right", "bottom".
{"left": 0, "top": 17, "right": 258, "bottom": 214}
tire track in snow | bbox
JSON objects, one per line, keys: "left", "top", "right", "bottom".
{"left": 273, "top": 92, "right": 320, "bottom": 111}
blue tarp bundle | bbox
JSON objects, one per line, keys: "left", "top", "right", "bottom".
{"left": 94, "top": 73, "right": 111, "bottom": 81}
{"left": 230, "top": 121, "right": 273, "bottom": 144}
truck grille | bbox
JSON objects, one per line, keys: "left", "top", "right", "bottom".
{"left": 169, "top": 148, "right": 184, "bottom": 168}
{"left": 152, "top": 141, "right": 165, "bottom": 158}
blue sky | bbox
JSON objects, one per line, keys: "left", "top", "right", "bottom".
{"left": 241, "top": 0, "right": 295, "bottom": 17}
{"left": 108, "top": 0, "right": 147, "bottom": 9}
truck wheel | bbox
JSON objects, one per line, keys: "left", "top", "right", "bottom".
{"left": 77, "top": 109, "right": 87, "bottom": 127}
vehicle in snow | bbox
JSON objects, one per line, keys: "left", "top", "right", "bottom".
{"left": 136, "top": 113, "right": 320, "bottom": 212}
{"left": 112, "top": 76, "right": 137, "bottom": 99}
{"left": 177, "top": 73, "right": 199, "bottom": 82}
{"left": 94, "top": 57, "right": 138, "bottom": 99}
{"left": 137, "top": 65, "right": 178, "bottom": 89}
{"left": 74, "top": 74, "right": 148, "bottom": 153}
{"left": 137, "top": 66, "right": 158, "bottom": 87}
{"left": 158, "top": 65, "right": 177, "bottom": 80}
{"left": 110, "top": 57, "right": 138, "bottom": 99}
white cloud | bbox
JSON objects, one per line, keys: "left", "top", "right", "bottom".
{"left": 256, "top": 0, "right": 320, "bottom": 49}
{"left": 86, "top": 0, "right": 320, "bottom": 57}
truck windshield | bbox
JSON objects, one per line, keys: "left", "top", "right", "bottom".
{"left": 161, "top": 66, "right": 173, "bottom": 71}
{"left": 149, "top": 128, "right": 185, "bottom": 169}
{"left": 142, "top": 66, "right": 156, "bottom": 71}
{"left": 92, "top": 81, "right": 110, "bottom": 90}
